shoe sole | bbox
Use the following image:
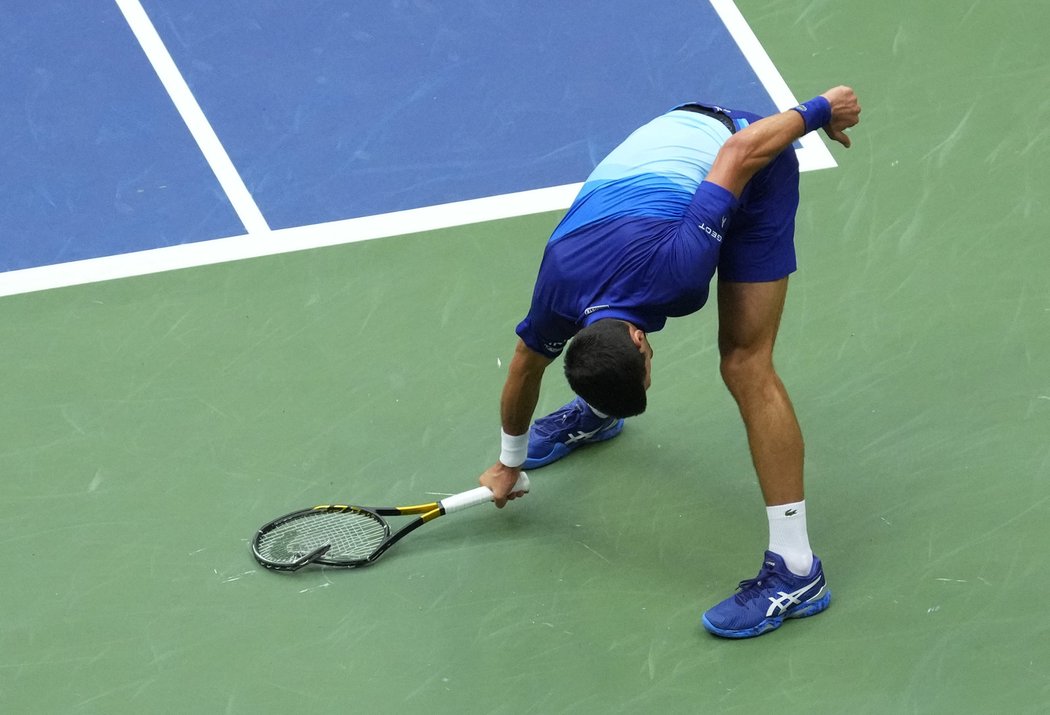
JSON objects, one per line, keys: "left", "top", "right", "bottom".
{"left": 522, "top": 420, "right": 624, "bottom": 469}
{"left": 701, "top": 589, "right": 832, "bottom": 639}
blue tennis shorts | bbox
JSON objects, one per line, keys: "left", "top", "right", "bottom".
{"left": 714, "top": 108, "right": 801, "bottom": 283}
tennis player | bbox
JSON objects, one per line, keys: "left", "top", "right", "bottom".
{"left": 480, "top": 86, "right": 861, "bottom": 638}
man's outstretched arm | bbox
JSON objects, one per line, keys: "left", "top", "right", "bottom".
{"left": 707, "top": 85, "right": 862, "bottom": 197}
{"left": 480, "top": 339, "right": 553, "bottom": 507}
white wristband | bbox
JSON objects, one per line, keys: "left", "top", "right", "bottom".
{"left": 499, "top": 429, "right": 528, "bottom": 468}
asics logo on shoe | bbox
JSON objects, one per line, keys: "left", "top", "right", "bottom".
{"left": 765, "top": 578, "right": 824, "bottom": 618}
{"left": 565, "top": 425, "right": 610, "bottom": 445}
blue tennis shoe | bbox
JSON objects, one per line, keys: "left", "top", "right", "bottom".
{"left": 702, "top": 551, "right": 831, "bottom": 639}
{"left": 522, "top": 396, "right": 624, "bottom": 469}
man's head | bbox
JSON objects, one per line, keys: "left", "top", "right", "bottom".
{"left": 563, "top": 319, "right": 653, "bottom": 418}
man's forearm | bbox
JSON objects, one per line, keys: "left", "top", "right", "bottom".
{"left": 707, "top": 90, "right": 851, "bottom": 198}
{"left": 734, "top": 110, "right": 808, "bottom": 176}
{"left": 500, "top": 340, "right": 551, "bottom": 435}
{"left": 706, "top": 110, "right": 806, "bottom": 197}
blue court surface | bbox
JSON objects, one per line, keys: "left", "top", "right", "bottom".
{"left": 2, "top": 0, "right": 821, "bottom": 279}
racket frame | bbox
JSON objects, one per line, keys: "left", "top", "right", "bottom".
{"left": 251, "top": 475, "right": 528, "bottom": 571}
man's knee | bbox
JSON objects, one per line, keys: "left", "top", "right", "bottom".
{"left": 719, "top": 348, "right": 778, "bottom": 402}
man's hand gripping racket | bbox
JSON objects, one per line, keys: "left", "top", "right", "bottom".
{"left": 251, "top": 472, "right": 530, "bottom": 571}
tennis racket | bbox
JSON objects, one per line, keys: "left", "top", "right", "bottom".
{"left": 251, "top": 473, "right": 530, "bottom": 571}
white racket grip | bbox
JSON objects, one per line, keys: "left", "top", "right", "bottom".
{"left": 441, "top": 472, "right": 530, "bottom": 514}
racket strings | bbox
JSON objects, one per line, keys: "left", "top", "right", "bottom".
{"left": 257, "top": 511, "right": 388, "bottom": 564}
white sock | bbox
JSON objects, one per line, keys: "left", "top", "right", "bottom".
{"left": 766, "top": 500, "right": 813, "bottom": 576}
{"left": 586, "top": 402, "right": 609, "bottom": 419}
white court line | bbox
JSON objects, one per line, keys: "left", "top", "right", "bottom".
{"left": 114, "top": 0, "right": 269, "bottom": 235}
{"left": 1, "top": 0, "right": 835, "bottom": 299}
{"left": 0, "top": 184, "right": 581, "bottom": 298}
{"left": 708, "top": 0, "right": 837, "bottom": 172}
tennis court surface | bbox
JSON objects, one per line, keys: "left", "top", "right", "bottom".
{"left": 2, "top": 1, "right": 1048, "bottom": 712}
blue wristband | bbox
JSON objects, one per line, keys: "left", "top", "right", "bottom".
{"left": 790, "top": 95, "right": 832, "bottom": 134}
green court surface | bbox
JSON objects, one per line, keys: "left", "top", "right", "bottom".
{"left": 3, "top": 1, "right": 1049, "bottom": 713}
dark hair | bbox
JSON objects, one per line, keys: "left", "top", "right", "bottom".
{"left": 564, "top": 319, "right": 647, "bottom": 418}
